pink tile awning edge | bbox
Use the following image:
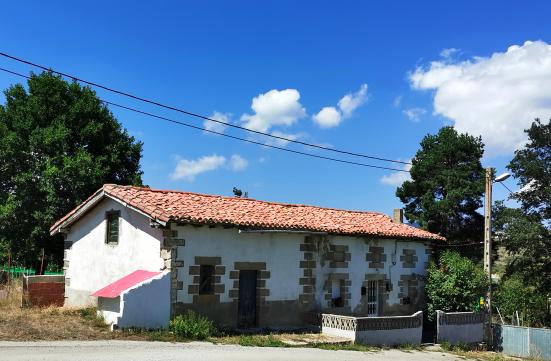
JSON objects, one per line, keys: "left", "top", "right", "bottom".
{"left": 91, "top": 270, "right": 161, "bottom": 298}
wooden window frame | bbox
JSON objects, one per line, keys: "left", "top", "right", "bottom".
{"left": 105, "top": 210, "right": 121, "bottom": 245}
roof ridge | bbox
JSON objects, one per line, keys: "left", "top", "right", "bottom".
{"left": 105, "top": 184, "right": 390, "bottom": 217}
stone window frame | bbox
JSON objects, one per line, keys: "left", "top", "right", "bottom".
{"left": 323, "top": 273, "right": 350, "bottom": 309}
{"left": 325, "top": 244, "right": 351, "bottom": 269}
{"left": 400, "top": 249, "right": 418, "bottom": 268}
{"left": 398, "top": 274, "right": 419, "bottom": 304}
{"left": 366, "top": 246, "right": 387, "bottom": 269}
{"left": 188, "top": 256, "right": 225, "bottom": 304}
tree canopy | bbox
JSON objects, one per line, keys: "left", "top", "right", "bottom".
{"left": 493, "top": 119, "right": 551, "bottom": 296}
{"left": 0, "top": 72, "right": 143, "bottom": 266}
{"left": 396, "top": 126, "right": 485, "bottom": 244}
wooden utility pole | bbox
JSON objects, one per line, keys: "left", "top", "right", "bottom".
{"left": 484, "top": 167, "right": 493, "bottom": 340}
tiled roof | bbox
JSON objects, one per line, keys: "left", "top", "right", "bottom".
{"left": 50, "top": 184, "right": 445, "bottom": 241}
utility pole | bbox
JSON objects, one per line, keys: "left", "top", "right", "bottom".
{"left": 484, "top": 167, "right": 493, "bottom": 343}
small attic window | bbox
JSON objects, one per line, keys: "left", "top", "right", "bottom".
{"left": 105, "top": 210, "right": 120, "bottom": 245}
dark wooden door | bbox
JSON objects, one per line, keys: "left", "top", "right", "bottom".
{"left": 237, "top": 270, "right": 257, "bottom": 328}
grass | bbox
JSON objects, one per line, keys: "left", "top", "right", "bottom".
{"left": 0, "top": 281, "right": 113, "bottom": 341}
{"left": 437, "top": 341, "right": 522, "bottom": 361}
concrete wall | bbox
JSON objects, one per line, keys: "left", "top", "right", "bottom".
{"left": 64, "top": 197, "right": 164, "bottom": 306}
{"left": 322, "top": 311, "right": 423, "bottom": 346}
{"left": 437, "top": 311, "right": 486, "bottom": 345}
{"left": 170, "top": 224, "right": 432, "bottom": 328}
{"left": 98, "top": 272, "right": 171, "bottom": 329}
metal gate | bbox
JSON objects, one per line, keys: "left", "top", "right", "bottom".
{"left": 366, "top": 280, "right": 378, "bottom": 316}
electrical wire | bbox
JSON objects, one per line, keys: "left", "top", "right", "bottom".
{"left": 0, "top": 66, "right": 410, "bottom": 173}
{"left": 0, "top": 51, "right": 411, "bottom": 166}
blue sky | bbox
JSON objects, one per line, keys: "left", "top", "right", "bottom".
{"left": 1, "top": 1, "right": 550, "bottom": 216}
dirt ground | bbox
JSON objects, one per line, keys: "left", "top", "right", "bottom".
{"left": 0, "top": 281, "right": 114, "bottom": 341}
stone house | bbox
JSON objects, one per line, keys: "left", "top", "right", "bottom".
{"left": 51, "top": 184, "right": 444, "bottom": 329}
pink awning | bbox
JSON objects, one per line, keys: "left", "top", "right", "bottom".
{"left": 91, "top": 270, "right": 161, "bottom": 298}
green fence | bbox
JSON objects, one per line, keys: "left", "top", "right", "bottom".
{"left": 0, "top": 266, "right": 37, "bottom": 277}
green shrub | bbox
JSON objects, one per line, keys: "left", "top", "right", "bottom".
{"left": 425, "top": 250, "right": 489, "bottom": 321}
{"left": 494, "top": 273, "right": 549, "bottom": 327}
{"left": 169, "top": 310, "right": 216, "bottom": 340}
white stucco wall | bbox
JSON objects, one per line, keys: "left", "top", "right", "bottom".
{"left": 97, "top": 272, "right": 171, "bottom": 329}
{"left": 437, "top": 311, "right": 485, "bottom": 344}
{"left": 174, "top": 226, "right": 303, "bottom": 303}
{"left": 172, "top": 224, "right": 432, "bottom": 313}
{"left": 64, "top": 197, "right": 164, "bottom": 306}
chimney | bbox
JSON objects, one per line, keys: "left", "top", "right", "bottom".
{"left": 393, "top": 208, "right": 404, "bottom": 224}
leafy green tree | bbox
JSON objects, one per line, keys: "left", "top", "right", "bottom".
{"left": 396, "top": 127, "right": 485, "bottom": 244}
{"left": 493, "top": 202, "right": 550, "bottom": 294}
{"left": 425, "top": 250, "right": 489, "bottom": 320}
{"left": 493, "top": 119, "right": 551, "bottom": 295}
{"left": 509, "top": 119, "right": 551, "bottom": 221}
{"left": 0, "top": 72, "right": 143, "bottom": 266}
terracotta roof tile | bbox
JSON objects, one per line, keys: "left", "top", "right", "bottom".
{"left": 50, "top": 184, "right": 445, "bottom": 241}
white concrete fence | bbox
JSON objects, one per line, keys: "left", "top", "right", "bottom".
{"left": 321, "top": 311, "right": 423, "bottom": 346}
{"left": 436, "top": 310, "right": 486, "bottom": 345}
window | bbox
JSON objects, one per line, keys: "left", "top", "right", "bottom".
{"left": 199, "top": 265, "right": 214, "bottom": 295}
{"left": 331, "top": 279, "right": 343, "bottom": 307}
{"left": 105, "top": 211, "right": 120, "bottom": 244}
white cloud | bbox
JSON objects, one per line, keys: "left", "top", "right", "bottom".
{"left": 171, "top": 155, "right": 226, "bottom": 182}
{"left": 241, "top": 89, "right": 306, "bottom": 133}
{"left": 312, "top": 106, "right": 342, "bottom": 128}
{"left": 440, "top": 48, "right": 459, "bottom": 59}
{"left": 409, "top": 40, "right": 551, "bottom": 156}
{"left": 228, "top": 154, "right": 248, "bottom": 171}
{"left": 313, "top": 84, "right": 368, "bottom": 128}
{"left": 402, "top": 107, "right": 427, "bottom": 122}
{"left": 171, "top": 153, "right": 248, "bottom": 181}
{"left": 204, "top": 111, "right": 230, "bottom": 134}
{"left": 338, "top": 83, "right": 368, "bottom": 118}
{"left": 380, "top": 161, "right": 412, "bottom": 186}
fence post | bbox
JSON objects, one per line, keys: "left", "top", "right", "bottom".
{"left": 527, "top": 326, "right": 531, "bottom": 358}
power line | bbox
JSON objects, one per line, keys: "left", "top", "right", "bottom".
{"left": 498, "top": 182, "right": 513, "bottom": 194}
{"left": 0, "top": 66, "right": 410, "bottom": 173}
{"left": 0, "top": 51, "right": 411, "bottom": 166}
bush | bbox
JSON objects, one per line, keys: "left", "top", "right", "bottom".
{"left": 494, "top": 274, "right": 549, "bottom": 327}
{"left": 425, "top": 250, "right": 489, "bottom": 320}
{"left": 169, "top": 310, "right": 216, "bottom": 340}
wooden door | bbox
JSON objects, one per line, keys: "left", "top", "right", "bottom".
{"left": 237, "top": 270, "right": 257, "bottom": 328}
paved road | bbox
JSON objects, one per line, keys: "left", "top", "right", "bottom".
{"left": 0, "top": 340, "right": 464, "bottom": 361}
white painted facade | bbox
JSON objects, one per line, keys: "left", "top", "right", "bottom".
{"left": 97, "top": 272, "right": 171, "bottom": 329}
{"left": 64, "top": 198, "right": 164, "bottom": 306}
{"left": 173, "top": 224, "right": 431, "bottom": 313}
